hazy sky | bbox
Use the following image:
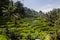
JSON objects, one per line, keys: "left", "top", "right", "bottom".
{"left": 13, "top": 0, "right": 60, "bottom": 12}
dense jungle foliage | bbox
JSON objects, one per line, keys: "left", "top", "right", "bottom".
{"left": 0, "top": 0, "right": 60, "bottom": 40}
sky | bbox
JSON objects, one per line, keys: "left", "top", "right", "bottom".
{"left": 13, "top": 0, "right": 60, "bottom": 12}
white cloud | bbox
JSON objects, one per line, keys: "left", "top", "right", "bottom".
{"left": 40, "top": 4, "right": 53, "bottom": 12}
{"left": 41, "top": 8, "right": 53, "bottom": 13}
{"left": 37, "top": 4, "right": 60, "bottom": 13}
{"left": 56, "top": 5, "right": 60, "bottom": 8}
